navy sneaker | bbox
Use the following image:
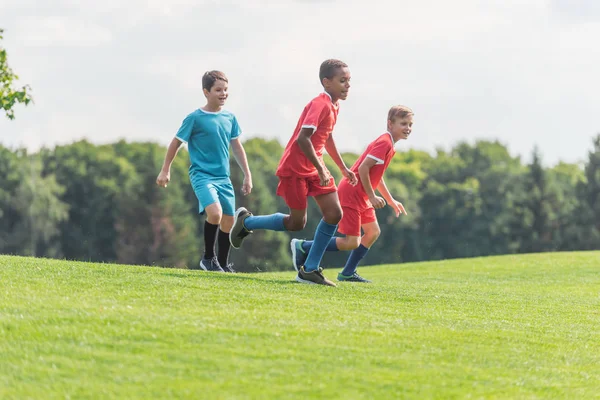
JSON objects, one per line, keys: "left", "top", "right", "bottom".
{"left": 230, "top": 207, "right": 253, "bottom": 249}
{"left": 337, "top": 272, "right": 372, "bottom": 283}
{"left": 290, "top": 238, "right": 308, "bottom": 272}
{"left": 222, "top": 263, "right": 236, "bottom": 273}
{"left": 199, "top": 257, "right": 225, "bottom": 272}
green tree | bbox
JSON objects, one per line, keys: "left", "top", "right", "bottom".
{"left": 518, "top": 147, "right": 560, "bottom": 253}
{"left": 112, "top": 141, "right": 199, "bottom": 268}
{"left": 42, "top": 141, "right": 139, "bottom": 262}
{"left": 0, "top": 147, "right": 68, "bottom": 256}
{"left": 0, "top": 28, "right": 33, "bottom": 120}
{"left": 550, "top": 162, "right": 585, "bottom": 251}
{"left": 576, "top": 134, "right": 600, "bottom": 249}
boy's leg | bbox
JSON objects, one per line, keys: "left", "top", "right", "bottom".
{"left": 229, "top": 176, "right": 308, "bottom": 248}
{"left": 302, "top": 191, "right": 342, "bottom": 272}
{"left": 218, "top": 216, "right": 234, "bottom": 272}
{"left": 339, "top": 212, "right": 380, "bottom": 282}
{"left": 193, "top": 182, "right": 225, "bottom": 272}
{"left": 216, "top": 181, "right": 235, "bottom": 272}
{"left": 291, "top": 205, "right": 360, "bottom": 271}
{"left": 200, "top": 202, "right": 225, "bottom": 273}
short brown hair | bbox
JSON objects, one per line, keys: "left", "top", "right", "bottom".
{"left": 202, "top": 70, "right": 228, "bottom": 91}
{"left": 319, "top": 59, "right": 348, "bottom": 83}
{"left": 388, "top": 105, "right": 414, "bottom": 122}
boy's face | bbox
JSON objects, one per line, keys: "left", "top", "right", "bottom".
{"left": 203, "top": 79, "right": 228, "bottom": 106}
{"left": 323, "top": 67, "right": 351, "bottom": 101}
{"left": 388, "top": 115, "right": 414, "bottom": 142}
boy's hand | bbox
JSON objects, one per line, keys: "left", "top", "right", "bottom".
{"left": 156, "top": 171, "right": 170, "bottom": 187}
{"left": 318, "top": 167, "right": 332, "bottom": 187}
{"left": 369, "top": 194, "right": 386, "bottom": 209}
{"left": 343, "top": 168, "right": 358, "bottom": 186}
{"left": 391, "top": 200, "right": 407, "bottom": 217}
{"left": 242, "top": 176, "right": 253, "bottom": 196}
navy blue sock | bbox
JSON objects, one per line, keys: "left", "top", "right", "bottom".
{"left": 341, "top": 244, "right": 369, "bottom": 276}
{"left": 304, "top": 219, "right": 337, "bottom": 272}
{"left": 301, "top": 237, "right": 339, "bottom": 252}
{"left": 244, "top": 213, "right": 287, "bottom": 231}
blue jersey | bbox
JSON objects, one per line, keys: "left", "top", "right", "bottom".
{"left": 175, "top": 108, "right": 241, "bottom": 182}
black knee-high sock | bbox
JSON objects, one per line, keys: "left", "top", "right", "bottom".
{"left": 203, "top": 221, "right": 219, "bottom": 259}
{"left": 217, "top": 229, "right": 231, "bottom": 267}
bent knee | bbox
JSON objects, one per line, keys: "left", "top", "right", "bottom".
{"left": 286, "top": 216, "right": 306, "bottom": 231}
{"left": 323, "top": 208, "right": 343, "bottom": 225}
{"left": 205, "top": 204, "right": 223, "bottom": 223}
{"left": 348, "top": 236, "right": 361, "bottom": 250}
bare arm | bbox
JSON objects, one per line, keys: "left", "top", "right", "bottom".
{"left": 230, "top": 138, "right": 251, "bottom": 177}
{"left": 156, "top": 138, "right": 183, "bottom": 187}
{"left": 297, "top": 128, "right": 324, "bottom": 173}
{"left": 325, "top": 134, "right": 358, "bottom": 185}
{"left": 377, "top": 177, "right": 407, "bottom": 216}
{"left": 231, "top": 138, "right": 252, "bottom": 195}
{"left": 325, "top": 134, "right": 347, "bottom": 173}
{"left": 358, "top": 157, "right": 385, "bottom": 208}
{"left": 376, "top": 178, "right": 394, "bottom": 204}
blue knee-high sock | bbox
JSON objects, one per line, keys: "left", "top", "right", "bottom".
{"left": 341, "top": 244, "right": 370, "bottom": 276}
{"left": 304, "top": 219, "right": 337, "bottom": 272}
{"left": 244, "top": 213, "right": 287, "bottom": 231}
{"left": 301, "top": 237, "right": 339, "bottom": 252}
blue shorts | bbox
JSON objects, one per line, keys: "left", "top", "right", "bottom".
{"left": 192, "top": 179, "right": 236, "bottom": 216}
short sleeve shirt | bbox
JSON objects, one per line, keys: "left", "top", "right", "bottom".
{"left": 175, "top": 108, "right": 241, "bottom": 181}
{"left": 339, "top": 132, "right": 396, "bottom": 210}
{"left": 276, "top": 92, "right": 339, "bottom": 177}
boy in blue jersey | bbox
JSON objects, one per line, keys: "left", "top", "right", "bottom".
{"left": 156, "top": 70, "right": 252, "bottom": 273}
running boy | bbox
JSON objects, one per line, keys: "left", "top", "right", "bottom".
{"left": 156, "top": 70, "right": 252, "bottom": 273}
{"left": 229, "top": 59, "right": 357, "bottom": 286}
{"left": 291, "top": 105, "right": 414, "bottom": 283}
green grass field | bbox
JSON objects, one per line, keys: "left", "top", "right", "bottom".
{"left": 1, "top": 252, "right": 599, "bottom": 399}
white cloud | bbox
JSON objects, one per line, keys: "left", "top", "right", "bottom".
{"left": 15, "top": 16, "right": 113, "bottom": 46}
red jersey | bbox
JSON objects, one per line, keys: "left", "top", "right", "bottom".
{"left": 339, "top": 132, "right": 396, "bottom": 211}
{"left": 276, "top": 92, "right": 339, "bottom": 178}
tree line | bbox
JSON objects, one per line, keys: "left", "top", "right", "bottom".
{"left": 1, "top": 135, "right": 599, "bottom": 272}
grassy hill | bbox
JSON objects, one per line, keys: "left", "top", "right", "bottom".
{"left": 1, "top": 252, "right": 599, "bottom": 399}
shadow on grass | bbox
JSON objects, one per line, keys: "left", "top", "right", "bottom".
{"left": 157, "top": 269, "right": 299, "bottom": 286}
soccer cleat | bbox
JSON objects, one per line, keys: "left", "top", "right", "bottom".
{"left": 290, "top": 238, "right": 308, "bottom": 272}
{"left": 199, "top": 257, "right": 225, "bottom": 272}
{"left": 229, "top": 207, "right": 253, "bottom": 249}
{"left": 337, "top": 272, "right": 372, "bottom": 283}
{"left": 296, "top": 266, "right": 336, "bottom": 287}
{"left": 222, "top": 263, "right": 236, "bottom": 273}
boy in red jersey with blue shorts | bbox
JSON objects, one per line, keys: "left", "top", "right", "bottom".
{"left": 229, "top": 59, "right": 357, "bottom": 286}
{"left": 291, "top": 105, "right": 413, "bottom": 282}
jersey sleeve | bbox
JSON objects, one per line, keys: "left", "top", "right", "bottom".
{"left": 366, "top": 138, "right": 392, "bottom": 165}
{"left": 301, "top": 100, "right": 328, "bottom": 132}
{"left": 230, "top": 115, "right": 241, "bottom": 140}
{"left": 175, "top": 113, "right": 194, "bottom": 143}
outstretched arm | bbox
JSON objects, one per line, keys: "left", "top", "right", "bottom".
{"left": 231, "top": 138, "right": 252, "bottom": 195}
{"left": 156, "top": 138, "right": 183, "bottom": 187}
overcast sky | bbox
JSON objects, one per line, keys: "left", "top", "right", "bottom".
{"left": 1, "top": 0, "right": 599, "bottom": 165}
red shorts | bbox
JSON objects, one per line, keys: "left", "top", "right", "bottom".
{"left": 338, "top": 206, "right": 377, "bottom": 237}
{"left": 276, "top": 175, "right": 337, "bottom": 209}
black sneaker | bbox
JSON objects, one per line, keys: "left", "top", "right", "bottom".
{"left": 337, "top": 272, "right": 371, "bottom": 283}
{"left": 199, "top": 257, "right": 225, "bottom": 272}
{"left": 229, "top": 207, "right": 253, "bottom": 249}
{"left": 296, "top": 266, "right": 336, "bottom": 287}
{"left": 222, "top": 263, "right": 236, "bottom": 273}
